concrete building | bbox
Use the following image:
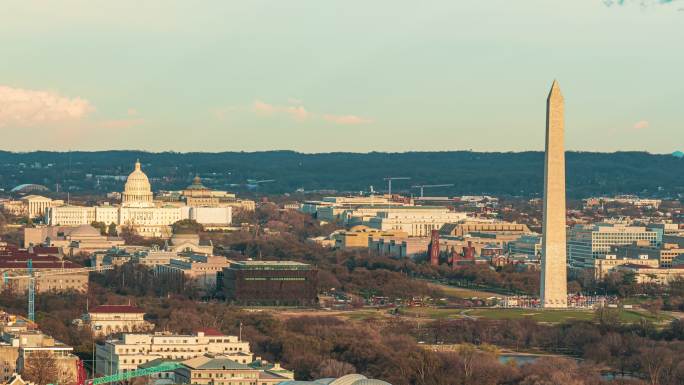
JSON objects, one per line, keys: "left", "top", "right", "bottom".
{"left": 594, "top": 254, "right": 660, "bottom": 279}
{"left": 369, "top": 233, "right": 430, "bottom": 258}
{"left": 165, "top": 233, "right": 213, "bottom": 255}
{"left": 0, "top": 323, "right": 78, "bottom": 384}
{"left": 156, "top": 254, "right": 231, "bottom": 291}
{"left": 330, "top": 226, "right": 409, "bottom": 250}
{"left": 174, "top": 354, "right": 292, "bottom": 385}
{"left": 180, "top": 175, "right": 256, "bottom": 212}
{"left": 0, "top": 195, "right": 64, "bottom": 219}
{"left": 439, "top": 221, "right": 530, "bottom": 237}
{"left": 24, "top": 224, "right": 125, "bottom": 254}
{"left": 95, "top": 329, "right": 251, "bottom": 375}
{"left": 584, "top": 196, "right": 662, "bottom": 209}
{"left": 0, "top": 243, "right": 89, "bottom": 294}
{"left": 664, "top": 234, "right": 684, "bottom": 248}
{"left": 223, "top": 261, "right": 318, "bottom": 306}
{"left": 612, "top": 242, "right": 684, "bottom": 268}
{"left": 615, "top": 264, "right": 684, "bottom": 285}
{"left": 540, "top": 80, "right": 568, "bottom": 308}
{"left": 84, "top": 305, "right": 154, "bottom": 337}
{"left": 508, "top": 234, "right": 542, "bottom": 259}
{"left": 45, "top": 161, "right": 233, "bottom": 237}
{"left": 366, "top": 207, "right": 468, "bottom": 237}
{"left": 567, "top": 224, "right": 660, "bottom": 270}
{"left": 300, "top": 196, "right": 393, "bottom": 218}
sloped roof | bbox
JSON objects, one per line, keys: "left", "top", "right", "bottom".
{"left": 182, "top": 355, "right": 251, "bottom": 370}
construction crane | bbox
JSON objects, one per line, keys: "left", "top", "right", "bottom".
{"left": 47, "top": 360, "right": 183, "bottom": 385}
{"left": 83, "top": 362, "right": 183, "bottom": 385}
{"left": 411, "top": 184, "right": 455, "bottom": 198}
{"left": 2, "top": 263, "right": 112, "bottom": 322}
{"left": 383, "top": 177, "right": 410, "bottom": 196}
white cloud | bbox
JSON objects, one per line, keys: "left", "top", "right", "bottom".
{"left": 633, "top": 120, "right": 650, "bottom": 130}
{"left": 323, "top": 114, "right": 373, "bottom": 125}
{"left": 250, "top": 100, "right": 370, "bottom": 125}
{"left": 253, "top": 100, "right": 310, "bottom": 121}
{"left": 0, "top": 85, "right": 92, "bottom": 127}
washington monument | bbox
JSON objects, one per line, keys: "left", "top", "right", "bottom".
{"left": 540, "top": 80, "right": 568, "bottom": 308}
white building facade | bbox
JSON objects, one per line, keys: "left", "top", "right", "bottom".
{"left": 45, "top": 161, "right": 232, "bottom": 237}
{"left": 95, "top": 330, "right": 251, "bottom": 375}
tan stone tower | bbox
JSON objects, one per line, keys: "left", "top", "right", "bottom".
{"left": 540, "top": 80, "right": 568, "bottom": 308}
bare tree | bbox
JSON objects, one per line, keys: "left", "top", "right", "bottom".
{"left": 22, "top": 351, "right": 58, "bottom": 385}
{"left": 316, "top": 358, "right": 355, "bottom": 378}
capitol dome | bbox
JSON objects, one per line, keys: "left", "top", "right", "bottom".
{"left": 122, "top": 160, "right": 154, "bottom": 208}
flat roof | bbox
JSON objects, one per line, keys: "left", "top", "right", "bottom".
{"left": 229, "top": 260, "right": 312, "bottom": 270}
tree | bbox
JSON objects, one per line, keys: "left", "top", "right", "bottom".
{"left": 108, "top": 222, "right": 118, "bottom": 236}
{"left": 643, "top": 298, "right": 664, "bottom": 322}
{"left": 90, "top": 221, "right": 107, "bottom": 235}
{"left": 315, "top": 358, "right": 355, "bottom": 378}
{"left": 172, "top": 219, "right": 203, "bottom": 234}
{"left": 22, "top": 351, "right": 58, "bottom": 385}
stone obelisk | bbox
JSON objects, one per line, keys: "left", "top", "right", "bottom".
{"left": 540, "top": 80, "right": 568, "bottom": 308}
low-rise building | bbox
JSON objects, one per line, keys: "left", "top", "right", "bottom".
{"left": 0, "top": 243, "right": 88, "bottom": 294}
{"left": 156, "top": 254, "right": 231, "bottom": 291}
{"left": 366, "top": 207, "right": 468, "bottom": 237}
{"left": 507, "top": 234, "right": 542, "bottom": 259}
{"left": 593, "top": 254, "right": 660, "bottom": 279}
{"left": 0, "top": 195, "right": 64, "bottom": 219}
{"left": 174, "top": 354, "right": 292, "bottom": 385}
{"left": 223, "top": 261, "right": 318, "bottom": 306}
{"left": 615, "top": 264, "right": 684, "bottom": 285}
{"left": 439, "top": 221, "right": 530, "bottom": 237}
{"left": 0, "top": 316, "right": 78, "bottom": 384}
{"left": 24, "top": 224, "right": 125, "bottom": 254}
{"left": 84, "top": 305, "right": 154, "bottom": 337}
{"left": 95, "top": 329, "right": 251, "bottom": 375}
{"left": 612, "top": 242, "right": 684, "bottom": 268}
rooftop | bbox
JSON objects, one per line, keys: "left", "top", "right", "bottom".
{"left": 182, "top": 355, "right": 252, "bottom": 370}
{"left": 89, "top": 305, "right": 145, "bottom": 314}
{"left": 229, "top": 260, "right": 313, "bottom": 271}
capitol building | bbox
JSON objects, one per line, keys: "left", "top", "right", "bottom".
{"left": 45, "top": 161, "right": 234, "bottom": 237}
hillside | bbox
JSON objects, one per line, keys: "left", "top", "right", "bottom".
{"left": 0, "top": 151, "right": 681, "bottom": 198}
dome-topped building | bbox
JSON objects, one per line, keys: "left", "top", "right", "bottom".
{"left": 122, "top": 160, "right": 154, "bottom": 208}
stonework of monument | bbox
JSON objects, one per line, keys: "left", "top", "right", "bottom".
{"left": 540, "top": 80, "right": 568, "bottom": 308}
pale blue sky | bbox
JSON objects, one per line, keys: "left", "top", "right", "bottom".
{"left": 0, "top": 0, "right": 681, "bottom": 153}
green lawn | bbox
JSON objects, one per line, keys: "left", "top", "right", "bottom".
{"left": 426, "top": 282, "right": 503, "bottom": 299}
{"left": 399, "top": 307, "right": 672, "bottom": 323}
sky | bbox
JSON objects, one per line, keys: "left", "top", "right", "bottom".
{"left": 0, "top": 0, "right": 682, "bottom": 153}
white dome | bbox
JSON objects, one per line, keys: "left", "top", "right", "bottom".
{"left": 122, "top": 160, "right": 154, "bottom": 207}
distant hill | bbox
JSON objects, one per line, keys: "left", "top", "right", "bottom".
{"left": 0, "top": 150, "right": 681, "bottom": 198}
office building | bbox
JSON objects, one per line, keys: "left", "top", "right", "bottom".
{"left": 567, "top": 224, "right": 659, "bottom": 269}
{"left": 223, "top": 261, "right": 318, "bottom": 306}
